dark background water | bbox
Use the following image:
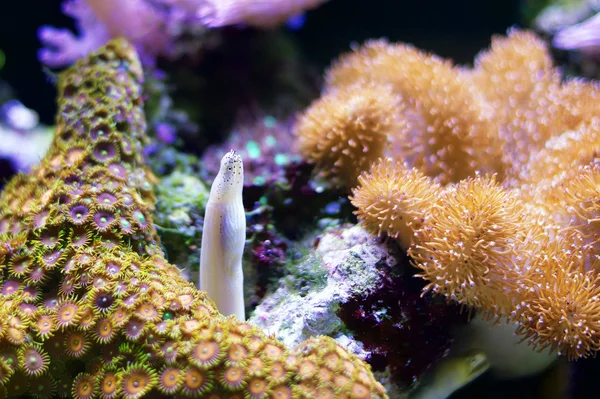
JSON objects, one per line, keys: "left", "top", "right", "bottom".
{"left": 0, "top": 0, "right": 521, "bottom": 124}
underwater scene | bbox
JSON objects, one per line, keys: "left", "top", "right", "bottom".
{"left": 2, "top": 0, "right": 600, "bottom": 398}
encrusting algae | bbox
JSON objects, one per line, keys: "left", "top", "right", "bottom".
{"left": 296, "top": 28, "right": 600, "bottom": 360}
{"left": 0, "top": 39, "right": 386, "bottom": 398}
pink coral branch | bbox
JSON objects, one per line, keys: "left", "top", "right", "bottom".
{"left": 38, "top": 0, "right": 204, "bottom": 67}
{"left": 198, "top": 0, "right": 329, "bottom": 28}
{"left": 86, "top": 0, "right": 172, "bottom": 57}
{"left": 553, "top": 12, "right": 600, "bottom": 55}
{"left": 38, "top": 0, "right": 110, "bottom": 67}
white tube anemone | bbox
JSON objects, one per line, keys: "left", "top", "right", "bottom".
{"left": 199, "top": 150, "right": 246, "bottom": 320}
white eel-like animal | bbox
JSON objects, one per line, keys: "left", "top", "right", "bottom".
{"left": 199, "top": 150, "right": 246, "bottom": 320}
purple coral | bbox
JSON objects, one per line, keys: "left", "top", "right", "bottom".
{"left": 39, "top": 0, "right": 328, "bottom": 68}
{"left": 38, "top": 0, "right": 207, "bottom": 67}
{"left": 553, "top": 12, "right": 600, "bottom": 55}
{"left": 155, "top": 122, "right": 177, "bottom": 144}
{"left": 38, "top": 0, "right": 111, "bottom": 67}
{"left": 199, "top": 0, "right": 329, "bottom": 28}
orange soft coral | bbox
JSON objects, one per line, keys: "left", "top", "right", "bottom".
{"left": 409, "top": 176, "right": 525, "bottom": 312}
{"left": 321, "top": 40, "right": 503, "bottom": 184}
{"left": 548, "top": 164, "right": 600, "bottom": 251}
{"left": 471, "top": 30, "right": 600, "bottom": 182}
{"left": 295, "top": 83, "right": 402, "bottom": 188}
{"left": 470, "top": 30, "right": 565, "bottom": 182}
{"left": 201, "top": 0, "right": 329, "bottom": 28}
{"left": 299, "top": 28, "right": 600, "bottom": 358}
{"left": 349, "top": 158, "right": 440, "bottom": 249}
{"left": 520, "top": 122, "right": 600, "bottom": 185}
{"left": 512, "top": 235, "right": 600, "bottom": 358}
{"left": 0, "top": 39, "right": 387, "bottom": 398}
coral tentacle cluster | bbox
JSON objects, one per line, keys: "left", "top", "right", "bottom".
{"left": 296, "top": 28, "right": 600, "bottom": 359}
{"left": 0, "top": 39, "right": 386, "bottom": 398}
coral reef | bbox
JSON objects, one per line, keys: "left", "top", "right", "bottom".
{"left": 250, "top": 224, "right": 392, "bottom": 348}
{"left": 249, "top": 224, "right": 466, "bottom": 390}
{"left": 38, "top": 0, "right": 216, "bottom": 67}
{"left": 295, "top": 28, "right": 600, "bottom": 359}
{"left": 0, "top": 89, "right": 53, "bottom": 187}
{"left": 0, "top": 124, "right": 53, "bottom": 173}
{"left": 152, "top": 145, "right": 291, "bottom": 314}
{"left": 152, "top": 132, "right": 314, "bottom": 314}
{"left": 0, "top": 39, "right": 387, "bottom": 398}
{"left": 338, "top": 260, "right": 468, "bottom": 390}
{"left": 142, "top": 70, "right": 200, "bottom": 150}
{"left": 198, "top": 112, "right": 356, "bottom": 310}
